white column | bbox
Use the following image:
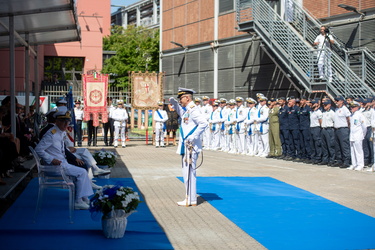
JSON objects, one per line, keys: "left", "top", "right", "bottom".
{"left": 153, "top": 0, "right": 158, "bottom": 25}
{"left": 213, "top": 0, "right": 219, "bottom": 99}
{"left": 136, "top": 6, "right": 141, "bottom": 27}
{"left": 122, "top": 10, "right": 128, "bottom": 29}
{"left": 159, "top": 0, "right": 163, "bottom": 73}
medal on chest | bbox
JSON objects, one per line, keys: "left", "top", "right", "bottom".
{"left": 183, "top": 111, "right": 190, "bottom": 124}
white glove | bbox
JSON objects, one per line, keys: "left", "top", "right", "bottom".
{"left": 186, "top": 135, "right": 195, "bottom": 142}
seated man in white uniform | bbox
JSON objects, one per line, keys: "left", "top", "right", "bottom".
{"left": 35, "top": 107, "right": 94, "bottom": 209}
{"left": 63, "top": 134, "right": 110, "bottom": 184}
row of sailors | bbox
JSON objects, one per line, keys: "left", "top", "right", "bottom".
{"left": 194, "top": 94, "right": 375, "bottom": 172}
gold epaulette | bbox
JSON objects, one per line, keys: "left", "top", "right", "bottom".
{"left": 190, "top": 104, "right": 196, "bottom": 109}
{"left": 51, "top": 129, "right": 56, "bottom": 134}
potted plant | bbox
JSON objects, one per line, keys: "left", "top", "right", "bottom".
{"left": 92, "top": 149, "right": 117, "bottom": 168}
{"left": 89, "top": 185, "right": 141, "bottom": 238}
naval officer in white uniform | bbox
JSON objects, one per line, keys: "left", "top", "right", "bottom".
{"left": 169, "top": 88, "right": 208, "bottom": 207}
{"left": 35, "top": 107, "right": 93, "bottom": 209}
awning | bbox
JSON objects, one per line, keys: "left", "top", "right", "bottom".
{"left": 0, "top": 0, "right": 81, "bottom": 48}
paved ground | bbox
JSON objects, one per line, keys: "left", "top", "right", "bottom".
{"left": 96, "top": 141, "right": 375, "bottom": 250}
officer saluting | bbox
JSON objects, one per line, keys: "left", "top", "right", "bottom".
{"left": 169, "top": 87, "right": 208, "bottom": 207}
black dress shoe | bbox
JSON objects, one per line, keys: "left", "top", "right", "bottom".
{"left": 293, "top": 158, "right": 304, "bottom": 162}
{"left": 88, "top": 142, "right": 91, "bottom": 146}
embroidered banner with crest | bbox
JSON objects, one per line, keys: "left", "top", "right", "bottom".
{"left": 83, "top": 73, "right": 108, "bottom": 126}
{"left": 131, "top": 71, "right": 163, "bottom": 110}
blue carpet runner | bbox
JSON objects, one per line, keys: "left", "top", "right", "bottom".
{"left": 0, "top": 178, "right": 173, "bottom": 250}
{"left": 180, "top": 176, "right": 375, "bottom": 250}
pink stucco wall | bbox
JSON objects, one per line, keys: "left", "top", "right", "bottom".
{"left": 0, "top": 0, "right": 110, "bottom": 94}
{"left": 44, "top": 0, "right": 111, "bottom": 74}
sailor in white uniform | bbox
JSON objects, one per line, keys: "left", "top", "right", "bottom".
{"left": 153, "top": 101, "right": 169, "bottom": 147}
{"left": 347, "top": 101, "right": 367, "bottom": 171}
{"left": 169, "top": 88, "right": 208, "bottom": 207}
{"left": 112, "top": 100, "right": 129, "bottom": 148}
{"left": 35, "top": 107, "right": 93, "bottom": 210}
{"left": 208, "top": 100, "right": 221, "bottom": 150}
{"left": 201, "top": 96, "right": 213, "bottom": 149}
{"left": 244, "top": 98, "right": 258, "bottom": 156}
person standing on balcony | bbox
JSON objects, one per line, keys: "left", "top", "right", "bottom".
{"left": 313, "top": 26, "right": 335, "bottom": 82}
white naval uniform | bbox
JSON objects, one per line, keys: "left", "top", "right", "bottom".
{"left": 208, "top": 108, "right": 221, "bottom": 150}
{"left": 201, "top": 103, "right": 213, "bottom": 148}
{"left": 74, "top": 107, "right": 84, "bottom": 121}
{"left": 350, "top": 110, "right": 367, "bottom": 170}
{"left": 169, "top": 98, "right": 208, "bottom": 204}
{"left": 234, "top": 105, "right": 246, "bottom": 154}
{"left": 244, "top": 106, "right": 258, "bottom": 156}
{"left": 112, "top": 107, "right": 129, "bottom": 147}
{"left": 219, "top": 107, "right": 229, "bottom": 150}
{"left": 224, "top": 108, "right": 236, "bottom": 153}
{"left": 64, "top": 136, "right": 97, "bottom": 179}
{"left": 153, "top": 108, "right": 168, "bottom": 147}
{"left": 35, "top": 125, "right": 93, "bottom": 200}
{"left": 254, "top": 104, "right": 270, "bottom": 157}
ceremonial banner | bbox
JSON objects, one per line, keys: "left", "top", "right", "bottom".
{"left": 83, "top": 74, "right": 108, "bottom": 126}
{"left": 131, "top": 72, "right": 163, "bottom": 110}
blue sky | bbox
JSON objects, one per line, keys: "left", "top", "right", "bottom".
{"left": 111, "top": 0, "right": 140, "bottom": 13}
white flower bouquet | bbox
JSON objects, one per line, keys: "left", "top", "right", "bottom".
{"left": 89, "top": 185, "right": 141, "bottom": 218}
{"left": 92, "top": 149, "right": 117, "bottom": 168}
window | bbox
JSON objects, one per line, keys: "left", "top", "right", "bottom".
{"left": 219, "top": 0, "right": 234, "bottom": 14}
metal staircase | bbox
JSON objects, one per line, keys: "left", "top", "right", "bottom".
{"left": 236, "top": 0, "right": 375, "bottom": 97}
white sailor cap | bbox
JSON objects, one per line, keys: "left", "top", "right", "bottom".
{"left": 177, "top": 87, "right": 196, "bottom": 98}
{"left": 53, "top": 106, "right": 71, "bottom": 120}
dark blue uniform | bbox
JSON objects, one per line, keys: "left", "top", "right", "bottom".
{"left": 298, "top": 105, "right": 311, "bottom": 160}
{"left": 287, "top": 105, "right": 300, "bottom": 159}
{"left": 278, "top": 105, "right": 289, "bottom": 157}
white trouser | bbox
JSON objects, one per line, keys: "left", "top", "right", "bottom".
{"left": 246, "top": 134, "right": 256, "bottom": 155}
{"left": 203, "top": 126, "right": 210, "bottom": 148}
{"left": 317, "top": 51, "right": 332, "bottom": 79}
{"left": 181, "top": 151, "right": 198, "bottom": 203}
{"left": 210, "top": 128, "right": 220, "bottom": 149}
{"left": 235, "top": 131, "right": 246, "bottom": 153}
{"left": 155, "top": 122, "right": 165, "bottom": 146}
{"left": 114, "top": 124, "right": 125, "bottom": 146}
{"left": 350, "top": 140, "right": 364, "bottom": 168}
{"left": 73, "top": 148, "right": 99, "bottom": 180}
{"left": 62, "top": 161, "right": 93, "bottom": 199}
{"left": 257, "top": 133, "right": 270, "bottom": 156}
{"left": 219, "top": 128, "right": 226, "bottom": 150}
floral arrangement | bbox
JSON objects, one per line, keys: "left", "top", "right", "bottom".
{"left": 90, "top": 185, "right": 141, "bottom": 218}
{"left": 92, "top": 149, "right": 117, "bottom": 168}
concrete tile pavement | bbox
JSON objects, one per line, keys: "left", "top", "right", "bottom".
{"left": 107, "top": 141, "right": 375, "bottom": 249}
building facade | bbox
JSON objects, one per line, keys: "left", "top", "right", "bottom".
{"left": 160, "top": 0, "right": 375, "bottom": 100}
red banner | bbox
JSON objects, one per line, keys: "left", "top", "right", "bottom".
{"left": 83, "top": 74, "right": 108, "bottom": 126}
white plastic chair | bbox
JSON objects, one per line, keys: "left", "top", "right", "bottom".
{"left": 29, "top": 146, "right": 75, "bottom": 223}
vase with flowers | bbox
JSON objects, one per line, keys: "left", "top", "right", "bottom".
{"left": 92, "top": 149, "right": 117, "bottom": 169}
{"left": 89, "top": 185, "right": 141, "bottom": 238}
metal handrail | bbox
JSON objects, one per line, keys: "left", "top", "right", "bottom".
{"left": 236, "top": 0, "right": 375, "bottom": 97}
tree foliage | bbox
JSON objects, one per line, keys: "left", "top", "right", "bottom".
{"left": 102, "top": 25, "right": 159, "bottom": 88}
